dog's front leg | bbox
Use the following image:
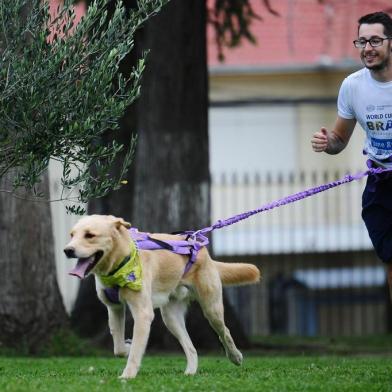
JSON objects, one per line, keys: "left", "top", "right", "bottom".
{"left": 96, "top": 281, "right": 130, "bottom": 357}
{"left": 120, "top": 298, "right": 154, "bottom": 379}
{"left": 107, "top": 305, "right": 130, "bottom": 357}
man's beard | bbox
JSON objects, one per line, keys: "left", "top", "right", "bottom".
{"left": 363, "top": 54, "right": 391, "bottom": 71}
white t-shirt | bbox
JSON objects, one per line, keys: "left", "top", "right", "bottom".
{"left": 338, "top": 68, "right": 392, "bottom": 167}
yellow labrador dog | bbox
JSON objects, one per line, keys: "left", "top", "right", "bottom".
{"left": 64, "top": 214, "right": 260, "bottom": 379}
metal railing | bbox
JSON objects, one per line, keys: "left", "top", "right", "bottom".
{"left": 211, "top": 169, "right": 372, "bottom": 255}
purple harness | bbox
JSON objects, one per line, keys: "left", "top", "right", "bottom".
{"left": 128, "top": 228, "right": 209, "bottom": 275}
{"left": 103, "top": 228, "right": 209, "bottom": 304}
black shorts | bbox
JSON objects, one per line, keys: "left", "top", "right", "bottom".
{"left": 362, "top": 172, "right": 392, "bottom": 263}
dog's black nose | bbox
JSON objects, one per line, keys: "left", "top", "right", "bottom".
{"left": 64, "top": 247, "right": 76, "bottom": 258}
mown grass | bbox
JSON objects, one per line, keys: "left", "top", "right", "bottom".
{"left": 2, "top": 333, "right": 392, "bottom": 391}
{"left": 1, "top": 354, "right": 392, "bottom": 392}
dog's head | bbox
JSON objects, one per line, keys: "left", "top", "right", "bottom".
{"left": 64, "top": 214, "right": 131, "bottom": 279}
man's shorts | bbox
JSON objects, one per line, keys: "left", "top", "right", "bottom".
{"left": 362, "top": 172, "right": 392, "bottom": 263}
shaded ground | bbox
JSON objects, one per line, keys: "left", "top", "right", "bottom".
{"left": 250, "top": 335, "right": 392, "bottom": 356}
{"left": 2, "top": 329, "right": 392, "bottom": 357}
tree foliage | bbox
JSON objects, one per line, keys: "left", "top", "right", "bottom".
{"left": 0, "top": 0, "right": 166, "bottom": 213}
{"left": 0, "top": 0, "right": 274, "bottom": 213}
{"left": 208, "top": 0, "right": 278, "bottom": 60}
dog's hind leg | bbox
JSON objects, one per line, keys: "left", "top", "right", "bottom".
{"left": 160, "top": 299, "right": 198, "bottom": 375}
{"left": 194, "top": 268, "right": 243, "bottom": 366}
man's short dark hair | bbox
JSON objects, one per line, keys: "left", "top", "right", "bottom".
{"left": 358, "top": 11, "right": 392, "bottom": 37}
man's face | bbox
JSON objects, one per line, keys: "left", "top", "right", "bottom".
{"left": 358, "top": 23, "right": 391, "bottom": 71}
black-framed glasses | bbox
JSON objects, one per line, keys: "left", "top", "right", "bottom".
{"left": 353, "top": 36, "right": 392, "bottom": 48}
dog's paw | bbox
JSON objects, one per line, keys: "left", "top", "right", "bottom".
{"left": 184, "top": 368, "right": 197, "bottom": 376}
{"left": 119, "top": 368, "right": 138, "bottom": 379}
{"left": 114, "top": 339, "right": 132, "bottom": 357}
{"left": 227, "top": 349, "right": 243, "bottom": 366}
{"left": 114, "top": 350, "right": 127, "bottom": 357}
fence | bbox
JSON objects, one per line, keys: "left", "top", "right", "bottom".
{"left": 212, "top": 169, "right": 391, "bottom": 337}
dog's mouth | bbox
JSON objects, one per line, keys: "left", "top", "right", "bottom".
{"left": 68, "top": 250, "right": 104, "bottom": 279}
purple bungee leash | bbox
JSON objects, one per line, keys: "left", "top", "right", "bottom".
{"left": 125, "top": 165, "right": 391, "bottom": 278}
{"left": 190, "top": 165, "right": 392, "bottom": 240}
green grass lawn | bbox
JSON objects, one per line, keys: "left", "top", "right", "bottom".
{"left": 1, "top": 354, "right": 392, "bottom": 392}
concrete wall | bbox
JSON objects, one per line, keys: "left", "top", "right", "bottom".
{"left": 209, "top": 68, "right": 367, "bottom": 174}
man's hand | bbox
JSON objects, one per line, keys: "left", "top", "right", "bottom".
{"left": 311, "top": 127, "right": 329, "bottom": 152}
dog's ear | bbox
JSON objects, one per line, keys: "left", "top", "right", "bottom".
{"left": 112, "top": 217, "right": 132, "bottom": 230}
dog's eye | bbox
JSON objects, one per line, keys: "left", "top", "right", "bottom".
{"left": 85, "top": 232, "right": 95, "bottom": 239}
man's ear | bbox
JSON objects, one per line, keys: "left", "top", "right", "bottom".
{"left": 112, "top": 216, "right": 131, "bottom": 230}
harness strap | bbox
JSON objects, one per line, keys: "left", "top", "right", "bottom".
{"left": 129, "top": 228, "right": 209, "bottom": 276}
{"left": 107, "top": 255, "right": 131, "bottom": 276}
{"left": 104, "top": 287, "right": 120, "bottom": 304}
{"left": 146, "top": 236, "right": 175, "bottom": 251}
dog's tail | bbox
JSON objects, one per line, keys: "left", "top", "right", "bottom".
{"left": 214, "top": 261, "right": 261, "bottom": 286}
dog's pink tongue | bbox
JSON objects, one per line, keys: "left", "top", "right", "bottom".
{"left": 68, "top": 258, "right": 92, "bottom": 279}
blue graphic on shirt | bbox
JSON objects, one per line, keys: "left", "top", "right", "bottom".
{"left": 370, "top": 138, "right": 392, "bottom": 150}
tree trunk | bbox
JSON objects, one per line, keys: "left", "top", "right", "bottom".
{"left": 73, "top": 0, "right": 250, "bottom": 351}
{"left": 0, "top": 171, "right": 67, "bottom": 352}
{"left": 130, "top": 0, "right": 210, "bottom": 233}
